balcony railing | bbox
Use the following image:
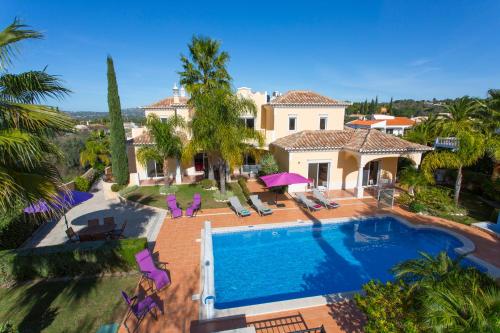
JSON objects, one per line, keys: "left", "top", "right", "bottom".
{"left": 241, "top": 164, "right": 261, "bottom": 174}
{"left": 434, "top": 137, "right": 459, "bottom": 150}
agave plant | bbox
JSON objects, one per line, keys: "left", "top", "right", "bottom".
{"left": 0, "top": 19, "right": 73, "bottom": 211}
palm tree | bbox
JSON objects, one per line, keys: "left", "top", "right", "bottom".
{"left": 398, "top": 166, "right": 428, "bottom": 196}
{"left": 178, "top": 35, "right": 231, "bottom": 97}
{"left": 422, "top": 130, "right": 488, "bottom": 205}
{"left": 441, "top": 96, "right": 477, "bottom": 133}
{"left": 0, "top": 19, "right": 73, "bottom": 211}
{"left": 178, "top": 36, "right": 232, "bottom": 180}
{"left": 393, "top": 252, "right": 500, "bottom": 332}
{"left": 136, "top": 114, "right": 185, "bottom": 187}
{"left": 184, "top": 88, "right": 263, "bottom": 194}
{"left": 403, "top": 113, "right": 441, "bottom": 146}
{"left": 79, "top": 131, "right": 110, "bottom": 168}
{"left": 420, "top": 98, "right": 499, "bottom": 205}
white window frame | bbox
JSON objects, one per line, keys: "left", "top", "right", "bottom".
{"left": 319, "top": 115, "right": 328, "bottom": 130}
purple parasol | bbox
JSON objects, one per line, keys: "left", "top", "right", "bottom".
{"left": 260, "top": 172, "right": 312, "bottom": 204}
{"left": 24, "top": 190, "right": 93, "bottom": 214}
{"left": 260, "top": 172, "right": 312, "bottom": 188}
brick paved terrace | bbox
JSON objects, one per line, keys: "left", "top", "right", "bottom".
{"left": 119, "top": 181, "right": 500, "bottom": 333}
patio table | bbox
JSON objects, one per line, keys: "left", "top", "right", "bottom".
{"left": 77, "top": 223, "right": 116, "bottom": 241}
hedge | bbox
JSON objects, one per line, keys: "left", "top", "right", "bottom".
{"left": 237, "top": 177, "right": 251, "bottom": 199}
{"left": 0, "top": 205, "right": 43, "bottom": 250}
{"left": 0, "top": 237, "right": 147, "bottom": 285}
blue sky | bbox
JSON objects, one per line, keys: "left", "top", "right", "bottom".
{"left": 3, "top": 0, "right": 500, "bottom": 111}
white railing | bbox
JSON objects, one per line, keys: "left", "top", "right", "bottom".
{"left": 434, "top": 137, "right": 459, "bottom": 150}
{"left": 201, "top": 221, "right": 215, "bottom": 319}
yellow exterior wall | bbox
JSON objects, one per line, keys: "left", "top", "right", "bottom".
{"left": 379, "top": 157, "right": 398, "bottom": 181}
{"left": 271, "top": 105, "right": 346, "bottom": 140}
{"left": 273, "top": 149, "right": 419, "bottom": 193}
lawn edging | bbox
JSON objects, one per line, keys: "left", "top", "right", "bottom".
{"left": 0, "top": 238, "right": 147, "bottom": 285}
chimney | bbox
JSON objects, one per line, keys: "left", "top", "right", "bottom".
{"left": 180, "top": 85, "right": 186, "bottom": 98}
{"left": 173, "top": 83, "right": 179, "bottom": 103}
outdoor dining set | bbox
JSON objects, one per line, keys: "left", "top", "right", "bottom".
{"left": 65, "top": 216, "right": 127, "bottom": 242}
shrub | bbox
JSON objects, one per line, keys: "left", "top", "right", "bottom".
{"left": 74, "top": 176, "right": 91, "bottom": 192}
{"left": 0, "top": 238, "right": 147, "bottom": 284}
{"left": 490, "top": 208, "right": 500, "bottom": 223}
{"left": 0, "top": 206, "right": 43, "bottom": 250}
{"left": 259, "top": 154, "right": 279, "bottom": 176}
{"left": 237, "top": 177, "right": 250, "bottom": 199}
{"left": 199, "top": 179, "right": 216, "bottom": 190}
{"left": 118, "top": 185, "right": 139, "bottom": 196}
{"left": 110, "top": 183, "right": 124, "bottom": 192}
{"left": 409, "top": 201, "right": 426, "bottom": 213}
{"left": 355, "top": 280, "right": 419, "bottom": 333}
{"left": 415, "top": 186, "right": 462, "bottom": 215}
{"left": 0, "top": 322, "right": 18, "bottom": 333}
{"left": 396, "top": 192, "right": 413, "bottom": 207}
{"left": 213, "top": 190, "right": 234, "bottom": 202}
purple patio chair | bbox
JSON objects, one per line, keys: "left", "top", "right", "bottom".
{"left": 121, "top": 291, "right": 162, "bottom": 327}
{"left": 186, "top": 193, "right": 201, "bottom": 217}
{"left": 166, "top": 194, "right": 182, "bottom": 218}
{"left": 135, "top": 249, "right": 170, "bottom": 291}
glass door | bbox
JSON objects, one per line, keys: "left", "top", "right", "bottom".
{"left": 362, "top": 160, "right": 380, "bottom": 186}
{"left": 308, "top": 162, "right": 330, "bottom": 188}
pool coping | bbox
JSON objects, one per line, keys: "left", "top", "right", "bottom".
{"left": 200, "top": 213, "right": 500, "bottom": 319}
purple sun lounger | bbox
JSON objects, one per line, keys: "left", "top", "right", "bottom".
{"left": 186, "top": 193, "right": 201, "bottom": 217}
{"left": 121, "top": 290, "right": 162, "bottom": 327}
{"left": 166, "top": 194, "right": 182, "bottom": 218}
{"left": 135, "top": 249, "right": 170, "bottom": 291}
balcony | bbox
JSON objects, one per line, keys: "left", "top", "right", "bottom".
{"left": 434, "top": 137, "right": 459, "bottom": 150}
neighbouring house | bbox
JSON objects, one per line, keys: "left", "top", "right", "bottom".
{"left": 127, "top": 87, "right": 432, "bottom": 196}
{"left": 346, "top": 114, "right": 415, "bottom": 136}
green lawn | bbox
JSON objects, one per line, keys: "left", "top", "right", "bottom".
{"left": 125, "top": 182, "right": 247, "bottom": 210}
{"left": 0, "top": 275, "right": 138, "bottom": 333}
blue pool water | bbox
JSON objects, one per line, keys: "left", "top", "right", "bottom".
{"left": 212, "top": 216, "right": 481, "bottom": 309}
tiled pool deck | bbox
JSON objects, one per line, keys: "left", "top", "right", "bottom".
{"left": 119, "top": 190, "right": 500, "bottom": 333}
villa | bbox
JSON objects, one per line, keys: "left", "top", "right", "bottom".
{"left": 345, "top": 114, "right": 416, "bottom": 136}
{"left": 127, "top": 87, "right": 431, "bottom": 197}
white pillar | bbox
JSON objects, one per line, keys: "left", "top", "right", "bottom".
{"left": 356, "top": 161, "right": 364, "bottom": 198}
{"left": 175, "top": 159, "right": 182, "bottom": 184}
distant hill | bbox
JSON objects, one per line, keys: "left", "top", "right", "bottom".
{"left": 65, "top": 108, "right": 145, "bottom": 122}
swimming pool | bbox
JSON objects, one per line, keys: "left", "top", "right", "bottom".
{"left": 210, "top": 215, "right": 489, "bottom": 311}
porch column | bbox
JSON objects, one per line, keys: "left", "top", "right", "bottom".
{"left": 175, "top": 158, "right": 182, "bottom": 184}
{"left": 356, "top": 158, "right": 365, "bottom": 198}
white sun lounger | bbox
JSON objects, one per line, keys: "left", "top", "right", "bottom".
{"left": 249, "top": 195, "right": 273, "bottom": 216}
{"left": 296, "top": 193, "right": 322, "bottom": 212}
{"left": 229, "top": 196, "right": 251, "bottom": 217}
{"left": 312, "top": 188, "right": 340, "bottom": 209}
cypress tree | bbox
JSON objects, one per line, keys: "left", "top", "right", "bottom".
{"left": 388, "top": 97, "right": 394, "bottom": 114}
{"left": 107, "top": 56, "right": 129, "bottom": 185}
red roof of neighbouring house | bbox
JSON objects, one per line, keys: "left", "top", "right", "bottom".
{"left": 386, "top": 117, "right": 415, "bottom": 126}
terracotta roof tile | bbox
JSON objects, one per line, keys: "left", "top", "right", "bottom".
{"left": 131, "top": 132, "right": 154, "bottom": 145}
{"left": 347, "top": 119, "right": 383, "bottom": 126}
{"left": 144, "top": 96, "right": 189, "bottom": 108}
{"left": 386, "top": 117, "right": 415, "bottom": 126}
{"left": 270, "top": 90, "right": 350, "bottom": 106}
{"left": 271, "top": 129, "right": 432, "bottom": 153}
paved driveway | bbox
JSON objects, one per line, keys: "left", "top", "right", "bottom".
{"left": 24, "top": 180, "right": 166, "bottom": 248}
